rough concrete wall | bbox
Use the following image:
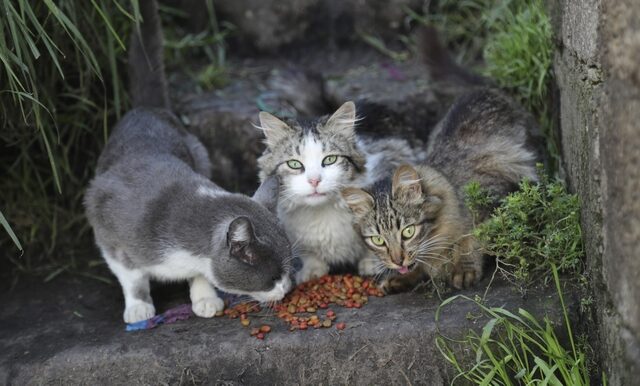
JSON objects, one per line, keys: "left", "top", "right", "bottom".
{"left": 552, "top": 0, "right": 640, "bottom": 383}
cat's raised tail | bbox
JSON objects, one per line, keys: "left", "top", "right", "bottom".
{"left": 418, "top": 26, "right": 487, "bottom": 87}
{"left": 129, "top": 0, "right": 169, "bottom": 109}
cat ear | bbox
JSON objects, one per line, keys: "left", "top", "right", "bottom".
{"left": 341, "top": 187, "right": 374, "bottom": 218}
{"left": 227, "top": 216, "right": 258, "bottom": 265}
{"left": 392, "top": 165, "right": 422, "bottom": 200}
{"left": 259, "top": 111, "right": 293, "bottom": 147}
{"left": 324, "top": 101, "right": 357, "bottom": 137}
{"left": 252, "top": 175, "right": 280, "bottom": 213}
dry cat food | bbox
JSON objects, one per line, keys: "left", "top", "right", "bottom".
{"left": 218, "top": 274, "right": 384, "bottom": 339}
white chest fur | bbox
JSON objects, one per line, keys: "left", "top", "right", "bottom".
{"left": 146, "top": 249, "right": 215, "bottom": 283}
{"left": 280, "top": 199, "right": 366, "bottom": 265}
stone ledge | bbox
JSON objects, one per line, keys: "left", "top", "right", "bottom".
{"left": 0, "top": 273, "right": 576, "bottom": 385}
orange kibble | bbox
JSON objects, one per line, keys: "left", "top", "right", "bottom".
{"left": 260, "top": 325, "right": 271, "bottom": 333}
{"left": 299, "top": 322, "right": 308, "bottom": 330}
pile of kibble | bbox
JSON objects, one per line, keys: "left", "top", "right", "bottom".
{"left": 218, "top": 274, "right": 384, "bottom": 339}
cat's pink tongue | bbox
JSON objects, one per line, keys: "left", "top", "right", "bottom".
{"left": 398, "top": 266, "right": 409, "bottom": 275}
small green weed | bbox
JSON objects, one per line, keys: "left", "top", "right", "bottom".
{"left": 465, "top": 165, "right": 584, "bottom": 293}
{"left": 436, "top": 265, "right": 596, "bottom": 385}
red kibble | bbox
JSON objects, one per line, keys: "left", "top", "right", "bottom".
{"left": 256, "top": 333, "right": 265, "bottom": 340}
{"left": 227, "top": 274, "right": 384, "bottom": 335}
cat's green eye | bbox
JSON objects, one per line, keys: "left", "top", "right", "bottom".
{"left": 370, "top": 235, "right": 386, "bottom": 246}
{"left": 401, "top": 225, "right": 416, "bottom": 240}
{"left": 322, "top": 155, "right": 338, "bottom": 166}
{"left": 286, "top": 159, "right": 303, "bottom": 169}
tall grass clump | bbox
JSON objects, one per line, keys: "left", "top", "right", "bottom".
{"left": 435, "top": 265, "right": 600, "bottom": 385}
{"left": 0, "top": 1, "right": 139, "bottom": 278}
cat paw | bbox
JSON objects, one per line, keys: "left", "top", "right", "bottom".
{"left": 192, "top": 297, "right": 224, "bottom": 318}
{"left": 379, "top": 276, "right": 411, "bottom": 294}
{"left": 450, "top": 263, "right": 481, "bottom": 289}
{"left": 124, "top": 302, "right": 155, "bottom": 323}
{"left": 295, "top": 259, "right": 330, "bottom": 284}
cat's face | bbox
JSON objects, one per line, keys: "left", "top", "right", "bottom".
{"left": 212, "top": 177, "right": 293, "bottom": 302}
{"left": 341, "top": 165, "right": 445, "bottom": 276}
{"left": 257, "top": 102, "right": 366, "bottom": 208}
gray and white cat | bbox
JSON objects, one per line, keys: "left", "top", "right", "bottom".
{"left": 84, "top": 0, "right": 292, "bottom": 324}
{"left": 256, "top": 102, "right": 418, "bottom": 283}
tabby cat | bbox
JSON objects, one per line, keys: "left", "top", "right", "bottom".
{"left": 342, "top": 89, "right": 540, "bottom": 293}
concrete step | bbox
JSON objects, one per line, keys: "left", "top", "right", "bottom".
{"left": 0, "top": 273, "right": 576, "bottom": 385}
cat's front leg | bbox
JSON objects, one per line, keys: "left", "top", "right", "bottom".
{"left": 379, "top": 268, "right": 426, "bottom": 294}
{"left": 104, "top": 253, "right": 155, "bottom": 323}
{"left": 450, "top": 236, "right": 484, "bottom": 289}
{"left": 189, "top": 275, "right": 224, "bottom": 318}
{"left": 295, "top": 256, "right": 330, "bottom": 284}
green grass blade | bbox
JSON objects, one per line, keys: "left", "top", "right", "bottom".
{"left": 90, "top": 0, "right": 126, "bottom": 50}
{"left": 0, "top": 209, "right": 23, "bottom": 251}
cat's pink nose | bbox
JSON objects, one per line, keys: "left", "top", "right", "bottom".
{"left": 308, "top": 178, "right": 320, "bottom": 188}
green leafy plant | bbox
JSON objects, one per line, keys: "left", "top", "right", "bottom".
{"left": 436, "top": 265, "right": 600, "bottom": 385}
{"left": 465, "top": 165, "right": 584, "bottom": 292}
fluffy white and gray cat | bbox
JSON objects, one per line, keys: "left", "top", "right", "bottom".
{"left": 84, "top": 0, "right": 292, "bottom": 324}
{"left": 256, "top": 102, "right": 419, "bottom": 283}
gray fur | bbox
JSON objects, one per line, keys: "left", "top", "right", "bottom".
{"left": 85, "top": 109, "right": 292, "bottom": 293}
{"left": 85, "top": 0, "right": 292, "bottom": 323}
{"left": 427, "top": 89, "right": 540, "bottom": 213}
